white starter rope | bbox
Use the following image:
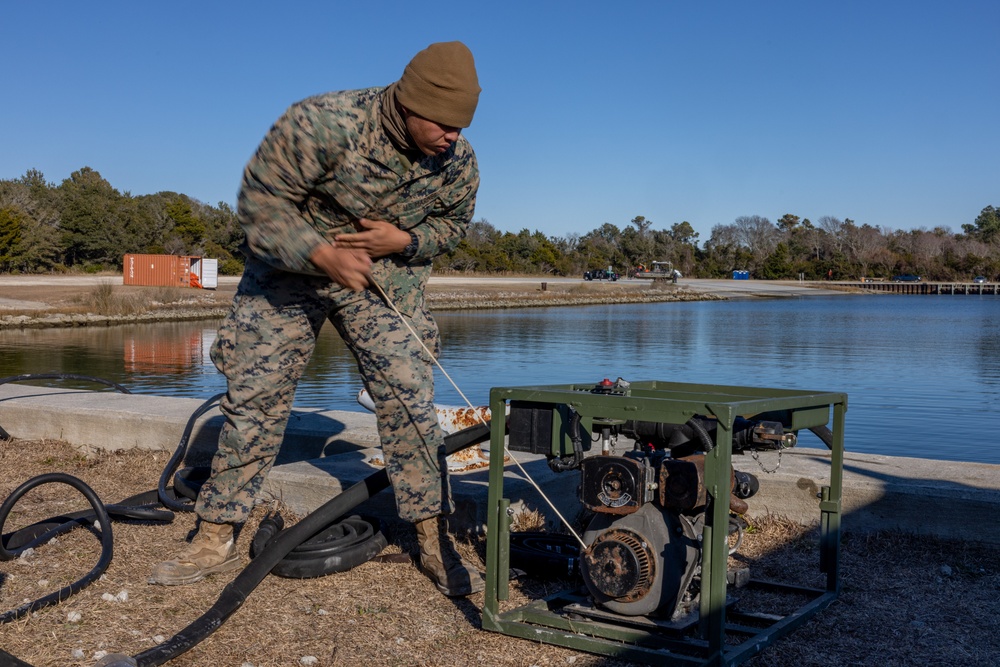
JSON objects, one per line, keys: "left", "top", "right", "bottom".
{"left": 370, "top": 279, "right": 586, "bottom": 550}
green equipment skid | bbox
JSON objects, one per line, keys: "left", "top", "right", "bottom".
{"left": 482, "top": 380, "right": 846, "bottom": 666}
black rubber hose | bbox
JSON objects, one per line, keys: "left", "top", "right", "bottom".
{"left": 549, "top": 409, "right": 584, "bottom": 472}
{"left": 170, "top": 466, "right": 210, "bottom": 502}
{"left": 687, "top": 417, "right": 715, "bottom": 453}
{"left": 0, "top": 473, "right": 115, "bottom": 624}
{"left": 252, "top": 514, "right": 388, "bottom": 579}
{"left": 0, "top": 373, "right": 132, "bottom": 395}
{"left": 809, "top": 425, "right": 835, "bottom": 451}
{"left": 1, "top": 485, "right": 179, "bottom": 630}
{"left": 156, "top": 393, "right": 224, "bottom": 512}
{"left": 248, "top": 422, "right": 494, "bottom": 578}
{"left": 2, "top": 489, "right": 177, "bottom": 554}
{"left": 134, "top": 469, "right": 392, "bottom": 666}
{"left": 0, "top": 412, "right": 184, "bottom": 630}
{"left": 0, "top": 646, "right": 34, "bottom": 667}
{"left": 132, "top": 422, "right": 491, "bottom": 667}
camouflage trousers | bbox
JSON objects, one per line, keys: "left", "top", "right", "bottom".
{"left": 195, "top": 257, "right": 452, "bottom": 525}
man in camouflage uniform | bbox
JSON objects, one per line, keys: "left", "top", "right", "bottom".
{"left": 150, "top": 41, "right": 484, "bottom": 597}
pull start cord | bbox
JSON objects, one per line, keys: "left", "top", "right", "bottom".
{"left": 369, "top": 279, "right": 587, "bottom": 550}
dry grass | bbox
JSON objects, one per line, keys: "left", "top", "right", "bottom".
{"left": 81, "top": 283, "right": 211, "bottom": 316}
{"left": 2, "top": 439, "right": 999, "bottom": 667}
{"left": 84, "top": 281, "right": 147, "bottom": 316}
{"left": 0, "top": 280, "right": 236, "bottom": 319}
{"left": 509, "top": 508, "right": 547, "bottom": 533}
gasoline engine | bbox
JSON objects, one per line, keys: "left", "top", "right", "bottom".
{"left": 507, "top": 377, "right": 796, "bottom": 620}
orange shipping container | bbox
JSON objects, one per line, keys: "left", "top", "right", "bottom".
{"left": 123, "top": 254, "right": 200, "bottom": 287}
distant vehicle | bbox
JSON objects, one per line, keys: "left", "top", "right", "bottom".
{"left": 891, "top": 274, "right": 922, "bottom": 282}
{"left": 634, "top": 261, "right": 679, "bottom": 280}
{"left": 584, "top": 269, "right": 619, "bottom": 281}
{"left": 973, "top": 276, "right": 987, "bottom": 284}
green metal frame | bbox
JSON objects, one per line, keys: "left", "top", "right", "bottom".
{"left": 482, "top": 380, "right": 847, "bottom": 666}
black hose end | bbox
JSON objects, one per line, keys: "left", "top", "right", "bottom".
{"left": 264, "top": 512, "right": 285, "bottom": 532}
{"left": 547, "top": 456, "right": 576, "bottom": 473}
{"left": 250, "top": 513, "right": 285, "bottom": 556}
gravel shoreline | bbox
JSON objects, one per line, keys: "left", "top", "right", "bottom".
{"left": 427, "top": 287, "right": 725, "bottom": 310}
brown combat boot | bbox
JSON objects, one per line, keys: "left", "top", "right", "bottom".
{"left": 148, "top": 520, "right": 241, "bottom": 586}
{"left": 415, "top": 516, "right": 485, "bottom": 597}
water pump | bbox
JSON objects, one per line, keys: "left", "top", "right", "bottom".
{"left": 483, "top": 378, "right": 847, "bottom": 666}
{"left": 507, "top": 377, "right": 795, "bottom": 620}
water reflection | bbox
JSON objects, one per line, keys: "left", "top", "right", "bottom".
{"left": 124, "top": 327, "right": 207, "bottom": 370}
{"left": 1, "top": 295, "right": 999, "bottom": 464}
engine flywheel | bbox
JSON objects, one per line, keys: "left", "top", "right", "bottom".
{"left": 582, "top": 528, "right": 655, "bottom": 602}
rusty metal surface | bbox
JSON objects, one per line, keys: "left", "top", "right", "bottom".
{"left": 443, "top": 442, "right": 491, "bottom": 471}
{"left": 658, "top": 456, "right": 705, "bottom": 510}
{"left": 659, "top": 454, "right": 750, "bottom": 514}
{"left": 582, "top": 529, "right": 654, "bottom": 602}
{"left": 357, "top": 389, "right": 495, "bottom": 472}
{"left": 356, "top": 389, "right": 491, "bottom": 433}
{"left": 580, "top": 457, "right": 645, "bottom": 515}
{"left": 436, "top": 406, "right": 492, "bottom": 433}
{"left": 365, "top": 440, "right": 494, "bottom": 472}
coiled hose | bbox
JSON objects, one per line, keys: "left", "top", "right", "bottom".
{"left": 0, "top": 373, "right": 176, "bottom": 625}
{"left": 132, "top": 421, "right": 490, "bottom": 667}
{"left": 155, "top": 393, "right": 224, "bottom": 513}
{"left": 0, "top": 477, "right": 181, "bottom": 624}
{"left": 0, "top": 373, "right": 492, "bottom": 666}
{"left": 152, "top": 391, "right": 391, "bottom": 578}
{"left": 0, "top": 473, "right": 115, "bottom": 623}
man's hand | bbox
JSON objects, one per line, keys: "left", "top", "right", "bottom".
{"left": 309, "top": 243, "right": 372, "bottom": 291}
{"left": 334, "top": 218, "right": 411, "bottom": 259}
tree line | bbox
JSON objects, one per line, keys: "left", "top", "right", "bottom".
{"left": 2, "top": 167, "right": 998, "bottom": 281}
{"left": 0, "top": 168, "right": 243, "bottom": 275}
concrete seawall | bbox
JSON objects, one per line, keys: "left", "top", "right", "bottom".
{"left": 2, "top": 382, "right": 998, "bottom": 545}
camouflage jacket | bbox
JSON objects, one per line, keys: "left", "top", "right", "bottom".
{"left": 237, "top": 87, "right": 479, "bottom": 315}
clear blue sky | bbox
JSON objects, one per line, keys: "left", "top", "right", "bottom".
{"left": 3, "top": 1, "right": 997, "bottom": 244}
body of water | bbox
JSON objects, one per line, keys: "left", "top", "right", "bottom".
{"left": 2, "top": 295, "right": 998, "bottom": 464}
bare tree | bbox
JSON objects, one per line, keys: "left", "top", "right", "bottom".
{"left": 733, "top": 215, "right": 778, "bottom": 269}
{"left": 843, "top": 222, "right": 889, "bottom": 279}
{"left": 705, "top": 223, "right": 741, "bottom": 271}
{"left": 817, "top": 216, "right": 846, "bottom": 256}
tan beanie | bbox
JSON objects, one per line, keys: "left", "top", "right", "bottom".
{"left": 396, "top": 41, "right": 481, "bottom": 128}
